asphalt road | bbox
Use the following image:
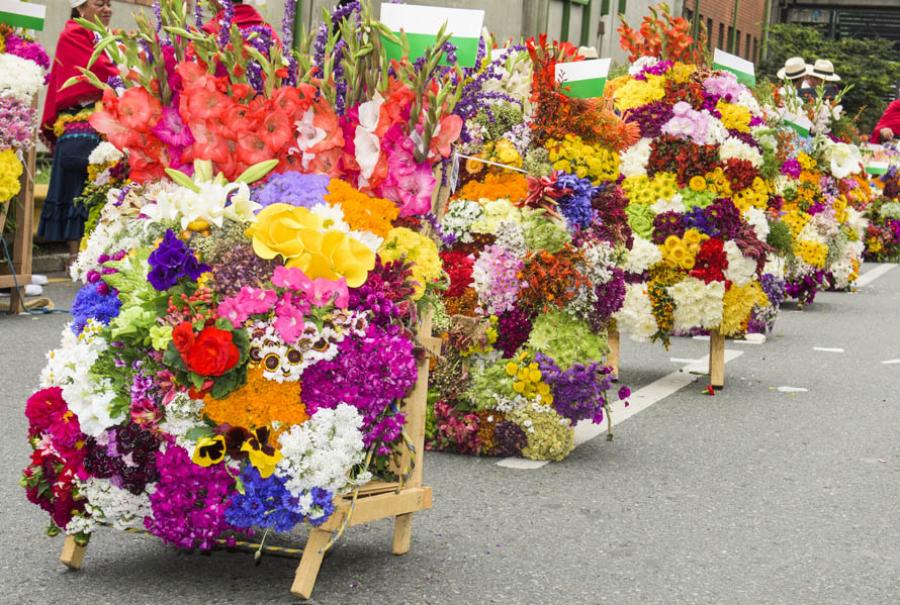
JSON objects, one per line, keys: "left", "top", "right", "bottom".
{"left": 1, "top": 266, "right": 898, "bottom": 605}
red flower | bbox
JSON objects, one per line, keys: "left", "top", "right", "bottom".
{"left": 690, "top": 238, "right": 728, "bottom": 283}
{"left": 172, "top": 321, "right": 195, "bottom": 353}
{"left": 118, "top": 86, "right": 162, "bottom": 132}
{"left": 183, "top": 326, "right": 240, "bottom": 377}
{"left": 25, "top": 387, "right": 67, "bottom": 437}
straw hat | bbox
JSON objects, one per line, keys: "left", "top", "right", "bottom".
{"left": 807, "top": 59, "right": 841, "bottom": 82}
{"left": 777, "top": 56, "right": 808, "bottom": 81}
{"left": 70, "top": 0, "right": 87, "bottom": 6}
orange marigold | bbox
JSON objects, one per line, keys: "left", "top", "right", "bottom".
{"left": 456, "top": 172, "right": 529, "bottom": 204}
{"left": 202, "top": 365, "right": 308, "bottom": 434}
{"left": 324, "top": 178, "right": 399, "bottom": 237}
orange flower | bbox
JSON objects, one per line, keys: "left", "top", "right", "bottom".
{"left": 202, "top": 365, "right": 307, "bottom": 435}
{"left": 456, "top": 172, "right": 529, "bottom": 204}
{"left": 324, "top": 179, "right": 399, "bottom": 237}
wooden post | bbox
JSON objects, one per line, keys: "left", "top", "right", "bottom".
{"left": 290, "top": 527, "right": 334, "bottom": 599}
{"left": 60, "top": 535, "right": 87, "bottom": 570}
{"left": 709, "top": 331, "right": 725, "bottom": 390}
{"left": 606, "top": 325, "right": 620, "bottom": 382}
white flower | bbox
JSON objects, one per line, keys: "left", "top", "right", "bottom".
{"left": 441, "top": 200, "right": 483, "bottom": 243}
{"left": 763, "top": 255, "right": 786, "bottom": 278}
{"left": 723, "top": 241, "right": 758, "bottom": 286}
{"left": 74, "top": 478, "right": 152, "bottom": 534}
{"left": 743, "top": 207, "right": 770, "bottom": 242}
{"left": 651, "top": 193, "right": 685, "bottom": 214}
{"left": 0, "top": 54, "right": 44, "bottom": 102}
{"left": 88, "top": 142, "right": 125, "bottom": 166}
{"left": 143, "top": 181, "right": 259, "bottom": 229}
{"left": 619, "top": 138, "right": 652, "bottom": 177}
{"left": 628, "top": 56, "right": 660, "bottom": 75}
{"left": 159, "top": 392, "right": 206, "bottom": 450}
{"left": 667, "top": 277, "right": 725, "bottom": 331}
{"left": 276, "top": 404, "right": 369, "bottom": 497}
{"left": 719, "top": 136, "right": 763, "bottom": 167}
{"left": 825, "top": 141, "right": 862, "bottom": 179}
{"left": 615, "top": 283, "right": 658, "bottom": 341}
{"left": 622, "top": 236, "right": 662, "bottom": 274}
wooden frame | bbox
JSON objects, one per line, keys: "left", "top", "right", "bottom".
{"left": 59, "top": 315, "right": 441, "bottom": 600}
{"left": 0, "top": 111, "right": 36, "bottom": 315}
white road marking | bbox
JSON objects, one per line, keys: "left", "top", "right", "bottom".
{"left": 692, "top": 335, "right": 710, "bottom": 341}
{"left": 855, "top": 264, "right": 897, "bottom": 287}
{"left": 777, "top": 386, "right": 808, "bottom": 393}
{"left": 881, "top": 359, "right": 900, "bottom": 365}
{"left": 497, "top": 350, "right": 745, "bottom": 469}
{"left": 813, "top": 347, "right": 845, "bottom": 353}
{"left": 669, "top": 357, "right": 697, "bottom": 364}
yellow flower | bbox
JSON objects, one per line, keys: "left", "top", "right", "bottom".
{"left": 241, "top": 440, "right": 283, "bottom": 479}
{"left": 613, "top": 75, "right": 666, "bottom": 111}
{"left": 505, "top": 362, "right": 518, "bottom": 376}
{"left": 669, "top": 62, "right": 696, "bottom": 83}
{"left": 492, "top": 139, "right": 523, "bottom": 168}
{"left": 721, "top": 282, "right": 769, "bottom": 336}
{"left": 246, "top": 203, "right": 375, "bottom": 287}
{"left": 513, "top": 381, "right": 526, "bottom": 394}
{"left": 689, "top": 176, "right": 707, "bottom": 192}
{"left": 0, "top": 149, "right": 23, "bottom": 203}
{"left": 192, "top": 435, "right": 226, "bottom": 467}
{"left": 716, "top": 101, "right": 751, "bottom": 133}
{"left": 379, "top": 227, "right": 443, "bottom": 300}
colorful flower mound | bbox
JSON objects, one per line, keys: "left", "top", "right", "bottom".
{"left": 426, "top": 39, "right": 631, "bottom": 462}
{"left": 0, "top": 25, "right": 48, "bottom": 203}
{"left": 609, "top": 58, "right": 779, "bottom": 345}
{"left": 22, "top": 1, "right": 452, "bottom": 548}
{"left": 864, "top": 166, "right": 900, "bottom": 262}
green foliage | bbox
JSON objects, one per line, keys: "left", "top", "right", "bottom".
{"left": 767, "top": 220, "right": 794, "bottom": 258}
{"left": 760, "top": 24, "right": 900, "bottom": 132}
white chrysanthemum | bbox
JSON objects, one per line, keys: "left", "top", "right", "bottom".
{"left": 704, "top": 116, "right": 730, "bottom": 146}
{"left": 738, "top": 90, "right": 762, "bottom": 117}
{"left": 719, "top": 136, "right": 763, "bottom": 167}
{"left": 743, "top": 207, "right": 770, "bottom": 241}
{"left": 723, "top": 241, "right": 757, "bottom": 286}
{"left": 619, "top": 138, "right": 652, "bottom": 177}
{"left": 88, "top": 142, "right": 125, "bottom": 166}
{"left": 824, "top": 141, "right": 862, "bottom": 179}
{"left": 623, "top": 236, "right": 662, "bottom": 274}
{"left": 40, "top": 321, "right": 119, "bottom": 437}
{"left": 667, "top": 277, "right": 725, "bottom": 331}
{"left": 651, "top": 194, "right": 685, "bottom": 214}
{"left": 0, "top": 54, "right": 45, "bottom": 102}
{"left": 763, "top": 255, "right": 786, "bottom": 278}
{"left": 615, "top": 283, "right": 658, "bottom": 342}
{"left": 276, "top": 404, "right": 369, "bottom": 497}
{"left": 844, "top": 207, "right": 868, "bottom": 239}
{"left": 580, "top": 240, "right": 616, "bottom": 285}
{"left": 143, "top": 181, "right": 260, "bottom": 229}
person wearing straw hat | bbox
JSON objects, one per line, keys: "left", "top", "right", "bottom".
{"left": 38, "top": 0, "right": 118, "bottom": 270}
{"left": 776, "top": 57, "right": 809, "bottom": 106}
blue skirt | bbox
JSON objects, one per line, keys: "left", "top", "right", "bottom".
{"left": 37, "top": 132, "right": 100, "bottom": 243}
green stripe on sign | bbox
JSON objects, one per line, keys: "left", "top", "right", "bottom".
{"left": 785, "top": 120, "right": 810, "bottom": 138}
{"left": 0, "top": 9, "right": 44, "bottom": 30}
{"left": 383, "top": 32, "right": 480, "bottom": 68}
{"left": 865, "top": 164, "right": 888, "bottom": 176}
{"left": 713, "top": 63, "right": 755, "bottom": 87}
{"left": 560, "top": 77, "right": 607, "bottom": 99}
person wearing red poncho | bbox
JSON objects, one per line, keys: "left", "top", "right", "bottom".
{"left": 201, "top": 0, "right": 279, "bottom": 41}
{"left": 870, "top": 98, "right": 900, "bottom": 144}
{"left": 38, "top": 0, "right": 118, "bottom": 268}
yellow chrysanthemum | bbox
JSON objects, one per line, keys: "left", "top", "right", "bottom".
{"left": 721, "top": 282, "right": 769, "bottom": 336}
{"left": 797, "top": 240, "right": 829, "bottom": 268}
{"left": 378, "top": 227, "right": 443, "bottom": 300}
{"left": 716, "top": 101, "right": 751, "bottom": 133}
{"left": 689, "top": 176, "right": 707, "bottom": 192}
{"left": 0, "top": 149, "right": 23, "bottom": 203}
{"left": 613, "top": 75, "right": 666, "bottom": 111}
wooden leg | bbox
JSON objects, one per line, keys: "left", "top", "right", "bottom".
{"left": 607, "top": 327, "right": 620, "bottom": 382}
{"left": 290, "top": 527, "right": 333, "bottom": 599}
{"left": 391, "top": 513, "right": 414, "bottom": 555}
{"left": 60, "top": 535, "right": 87, "bottom": 570}
{"left": 709, "top": 331, "right": 725, "bottom": 390}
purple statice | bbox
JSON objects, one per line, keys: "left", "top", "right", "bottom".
{"left": 147, "top": 229, "right": 209, "bottom": 291}
{"left": 623, "top": 101, "right": 673, "bottom": 139}
{"left": 152, "top": 1, "right": 163, "bottom": 35}
{"left": 651, "top": 210, "right": 687, "bottom": 244}
{"left": 555, "top": 173, "right": 597, "bottom": 232}
{"left": 494, "top": 307, "right": 534, "bottom": 358}
{"left": 302, "top": 324, "right": 417, "bottom": 454}
{"left": 592, "top": 268, "right": 626, "bottom": 325}
{"left": 424, "top": 212, "right": 456, "bottom": 247}
{"left": 211, "top": 244, "right": 276, "bottom": 298}
{"left": 492, "top": 421, "right": 527, "bottom": 457}
{"left": 194, "top": 0, "right": 204, "bottom": 26}
{"left": 218, "top": 0, "right": 234, "bottom": 47}
{"left": 682, "top": 205, "right": 716, "bottom": 236}
{"left": 83, "top": 423, "right": 161, "bottom": 495}
{"left": 253, "top": 171, "right": 329, "bottom": 209}
{"left": 442, "top": 40, "right": 458, "bottom": 64}
{"left": 703, "top": 198, "right": 743, "bottom": 239}
{"left": 780, "top": 158, "right": 801, "bottom": 178}
{"left": 145, "top": 444, "right": 238, "bottom": 551}
{"left": 537, "top": 353, "right": 612, "bottom": 425}
{"left": 225, "top": 467, "right": 307, "bottom": 532}
{"left": 281, "top": 0, "right": 298, "bottom": 50}
{"left": 70, "top": 282, "right": 122, "bottom": 335}
{"left": 0, "top": 96, "right": 36, "bottom": 151}
{"left": 451, "top": 46, "right": 525, "bottom": 144}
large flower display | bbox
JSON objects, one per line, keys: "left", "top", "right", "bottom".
{"left": 608, "top": 17, "right": 781, "bottom": 345}
{"left": 0, "top": 24, "right": 48, "bottom": 204}
{"left": 426, "top": 37, "right": 632, "bottom": 462}
{"left": 864, "top": 165, "right": 900, "bottom": 262}
{"left": 23, "top": 1, "right": 454, "bottom": 547}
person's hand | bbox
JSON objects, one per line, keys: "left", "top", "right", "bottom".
{"left": 880, "top": 127, "right": 894, "bottom": 142}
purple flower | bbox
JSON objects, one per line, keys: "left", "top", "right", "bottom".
{"left": 781, "top": 158, "right": 801, "bottom": 178}
{"left": 555, "top": 173, "right": 597, "bottom": 231}
{"left": 225, "top": 466, "right": 313, "bottom": 532}
{"left": 624, "top": 101, "right": 674, "bottom": 139}
{"left": 253, "top": 171, "right": 330, "bottom": 209}
{"left": 537, "top": 354, "right": 613, "bottom": 424}
{"left": 152, "top": 107, "right": 193, "bottom": 148}
{"left": 592, "top": 268, "right": 626, "bottom": 325}
{"left": 494, "top": 307, "right": 534, "bottom": 358}
{"left": 147, "top": 229, "right": 210, "bottom": 291}
{"left": 492, "top": 421, "right": 527, "bottom": 457}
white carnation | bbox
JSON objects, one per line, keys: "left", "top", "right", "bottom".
{"left": 623, "top": 236, "right": 662, "bottom": 274}
{"left": 615, "top": 283, "right": 658, "bottom": 342}
{"left": 88, "top": 142, "right": 125, "bottom": 166}
{"left": 743, "top": 207, "right": 770, "bottom": 241}
{"left": 723, "top": 241, "right": 757, "bottom": 286}
{"left": 667, "top": 277, "right": 725, "bottom": 331}
{"left": 619, "top": 138, "right": 652, "bottom": 177}
{"left": 0, "top": 54, "right": 44, "bottom": 102}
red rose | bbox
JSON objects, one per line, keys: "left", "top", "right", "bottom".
{"left": 183, "top": 326, "right": 240, "bottom": 377}
{"left": 172, "top": 322, "right": 196, "bottom": 353}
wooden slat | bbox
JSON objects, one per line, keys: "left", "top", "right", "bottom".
{"left": 709, "top": 331, "right": 725, "bottom": 389}
{"left": 321, "top": 487, "right": 433, "bottom": 532}
{"left": 60, "top": 535, "right": 87, "bottom": 570}
{"left": 607, "top": 326, "right": 620, "bottom": 381}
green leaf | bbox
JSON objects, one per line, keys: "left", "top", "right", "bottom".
{"left": 235, "top": 159, "right": 279, "bottom": 184}
{"left": 164, "top": 168, "right": 202, "bottom": 193}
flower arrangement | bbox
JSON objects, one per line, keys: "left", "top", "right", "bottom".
{"left": 0, "top": 24, "right": 47, "bottom": 204}
{"left": 864, "top": 165, "right": 900, "bottom": 262}
{"left": 608, "top": 19, "right": 780, "bottom": 344}
{"left": 23, "top": 1, "right": 453, "bottom": 551}
{"left": 426, "top": 37, "right": 631, "bottom": 462}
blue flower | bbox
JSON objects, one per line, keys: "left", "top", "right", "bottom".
{"left": 146, "top": 229, "right": 209, "bottom": 291}
{"left": 554, "top": 173, "right": 597, "bottom": 231}
{"left": 225, "top": 466, "right": 306, "bottom": 533}
{"left": 70, "top": 282, "right": 122, "bottom": 334}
